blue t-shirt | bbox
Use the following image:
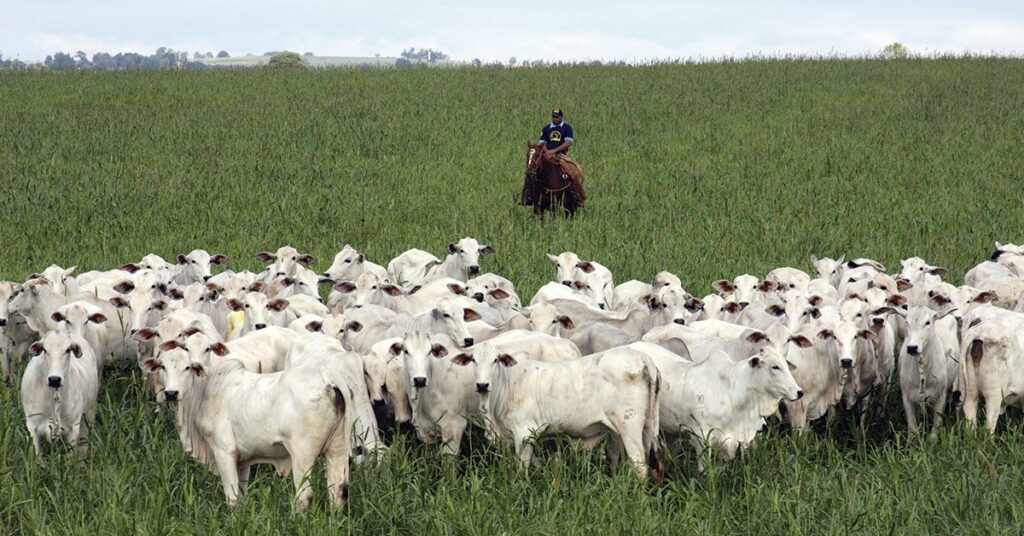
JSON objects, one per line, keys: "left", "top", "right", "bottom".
{"left": 540, "top": 122, "right": 574, "bottom": 151}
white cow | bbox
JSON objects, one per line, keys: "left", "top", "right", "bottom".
{"left": 321, "top": 244, "right": 389, "bottom": 284}
{"left": 711, "top": 275, "right": 777, "bottom": 306}
{"left": 51, "top": 301, "right": 109, "bottom": 376}
{"left": 387, "top": 238, "right": 494, "bottom": 289}
{"left": 141, "top": 351, "right": 352, "bottom": 511}
{"left": 256, "top": 246, "right": 317, "bottom": 283}
{"left": 226, "top": 293, "right": 289, "bottom": 337}
{"left": 173, "top": 249, "right": 228, "bottom": 285}
{"left": 21, "top": 331, "right": 100, "bottom": 457}
{"left": 898, "top": 306, "right": 958, "bottom": 438}
{"left": 647, "top": 345, "right": 801, "bottom": 465}
{"left": 546, "top": 252, "right": 614, "bottom": 309}
{"left": 453, "top": 341, "right": 663, "bottom": 479}
{"left": 959, "top": 310, "right": 1024, "bottom": 433}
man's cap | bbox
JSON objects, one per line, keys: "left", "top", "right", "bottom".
{"left": 552, "top": 108, "right": 563, "bottom": 117}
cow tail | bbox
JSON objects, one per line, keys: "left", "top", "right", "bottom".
{"left": 332, "top": 386, "right": 347, "bottom": 417}
{"left": 642, "top": 357, "right": 664, "bottom": 482}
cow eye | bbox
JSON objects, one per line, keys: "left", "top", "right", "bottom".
{"left": 372, "top": 286, "right": 377, "bottom": 290}
{"left": 191, "top": 260, "right": 197, "bottom": 264}
{"left": 789, "top": 284, "right": 795, "bottom": 288}
{"left": 199, "top": 296, "right": 205, "bottom": 301}
{"left": 245, "top": 304, "right": 250, "bottom": 309}
{"left": 925, "top": 321, "right": 931, "bottom": 326}
{"left": 292, "top": 256, "right": 297, "bottom": 260}
{"left": 443, "top": 313, "right": 451, "bottom": 319}
{"left": 772, "top": 365, "right": 781, "bottom": 371}
{"left": 344, "top": 259, "right": 351, "bottom": 263}
{"left": 856, "top": 313, "right": 862, "bottom": 317}
{"left": 880, "top": 286, "right": 888, "bottom": 291}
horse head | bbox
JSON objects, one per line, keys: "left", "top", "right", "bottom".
{"left": 526, "top": 141, "right": 545, "bottom": 174}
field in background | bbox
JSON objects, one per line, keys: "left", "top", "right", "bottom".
{"left": 197, "top": 55, "right": 411, "bottom": 68}
{"left": 1, "top": 59, "right": 1024, "bottom": 532}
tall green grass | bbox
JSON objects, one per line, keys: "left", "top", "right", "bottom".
{"left": 1, "top": 59, "right": 1024, "bottom": 532}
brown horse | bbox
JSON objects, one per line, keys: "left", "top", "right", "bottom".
{"left": 521, "top": 141, "right": 584, "bottom": 218}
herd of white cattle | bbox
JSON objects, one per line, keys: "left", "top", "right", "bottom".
{"left": 5, "top": 238, "right": 1024, "bottom": 510}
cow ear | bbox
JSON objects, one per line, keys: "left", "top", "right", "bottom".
{"left": 210, "top": 342, "right": 230, "bottom": 356}
{"left": 281, "top": 277, "right": 296, "bottom": 287}
{"left": 333, "top": 281, "right": 356, "bottom": 293}
{"left": 248, "top": 281, "right": 266, "bottom": 293}
{"left": 758, "top": 280, "right": 778, "bottom": 293}
{"left": 389, "top": 342, "right": 403, "bottom": 356}
{"left": 571, "top": 281, "right": 588, "bottom": 290}
{"left": 712, "top": 280, "right": 735, "bottom": 294}
{"left": 113, "top": 281, "right": 135, "bottom": 295}
{"left": 305, "top": 320, "right": 323, "bottom": 332}
{"left": 846, "top": 293, "right": 863, "bottom": 301}
{"left": 497, "top": 353, "right": 518, "bottom": 367}
{"left": 382, "top": 284, "right": 403, "bottom": 296}
{"left": 896, "top": 279, "right": 913, "bottom": 292}
{"left": 256, "top": 252, "right": 275, "bottom": 263}
{"left": 153, "top": 300, "right": 168, "bottom": 311}
{"left": 119, "top": 263, "right": 141, "bottom": 273}
{"left": 640, "top": 294, "right": 660, "bottom": 310}
{"left": 871, "top": 307, "right": 897, "bottom": 316}
{"left": 168, "top": 287, "right": 185, "bottom": 300}
{"left": 786, "top": 360, "right": 798, "bottom": 371}
{"left": 176, "top": 254, "right": 188, "bottom": 264}
{"left": 189, "top": 363, "right": 206, "bottom": 377}
{"left": 51, "top": 311, "right": 66, "bottom": 323}
{"left": 810, "top": 254, "right": 819, "bottom": 265}
{"left": 685, "top": 297, "right": 704, "bottom": 312}
{"left": 937, "top": 308, "right": 959, "bottom": 320}
{"left": 68, "top": 344, "right": 83, "bottom": 358}
{"left": 356, "top": 253, "right": 364, "bottom": 263}
{"left": 452, "top": 353, "right": 475, "bottom": 366}
{"left": 268, "top": 298, "right": 289, "bottom": 312}
{"left": 745, "top": 331, "right": 768, "bottom": 343}
{"left": 479, "top": 245, "right": 495, "bottom": 255}
{"left": 463, "top": 308, "right": 482, "bottom": 322}
{"left": 858, "top": 329, "right": 876, "bottom": 341}
{"left": 30, "top": 341, "right": 44, "bottom": 356}
{"left": 929, "top": 294, "right": 952, "bottom": 307}
{"left": 347, "top": 321, "right": 363, "bottom": 333}
{"left": 928, "top": 267, "right": 947, "bottom": 276}
{"left": 546, "top": 253, "right": 559, "bottom": 264}
{"left": 807, "top": 295, "right": 823, "bottom": 306}
{"left": 723, "top": 302, "right": 743, "bottom": 314}
{"left": 973, "top": 291, "right": 997, "bottom": 304}
{"left": 817, "top": 329, "right": 834, "bottom": 340}
{"left": 789, "top": 335, "right": 812, "bottom": 348}
{"left": 158, "top": 340, "right": 180, "bottom": 352}
{"left": 489, "top": 288, "right": 510, "bottom": 300}
{"left": 88, "top": 313, "right": 108, "bottom": 324}
{"left": 430, "top": 344, "right": 448, "bottom": 358}
{"left": 140, "top": 358, "right": 162, "bottom": 374}
{"left": 227, "top": 299, "right": 244, "bottom": 311}
{"left": 447, "top": 243, "right": 459, "bottom": 254}
{"left": 766, "top": 304, "right": 785, "bottom": 317}
{"left": 133, "top": 328, "right": 158, "bottom": 342}
{"left": 749, "top": 356, "right": 762, "bottom": 368}
{"left": 182, "top": 325, "right": 203, "bottom": 336}
{"left": 297, "top": 254, "right": 317, "bottom": 266}
{"left": 446, "top": 283, "right": 466, "bottom": 295}
{"left": 210, "top": 254, "right": 228, "bottom": 265}
{"left": 887, "top": 294, "right": 907, "bottom": 306}
{"left": 576, "top": 261, "right": 595, "bottom": 273}
{"left": 556, "top": 315, "right": 574, "bottom": 329}
{"left": 809, "top": 308, "right": 821, "bottom": 319}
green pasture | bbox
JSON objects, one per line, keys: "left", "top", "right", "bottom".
{"left": 1, "top": 58, "right": 1023, "bottom": 533}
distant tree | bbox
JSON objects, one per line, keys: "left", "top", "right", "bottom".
{"left": 303, "top": 52, "right": 314, "bottom": 57}
{"left": 265, "top": 51, "right": 307, "bottom": 69}
{"left": 44, "top": 54, "right": 54, "bottom": 67}
{"left": 508, "top": 56, "right": 517, "bottom": 66}
{"left": 395, "top": 57, "right": 411, "bottom": 68}
{"left": 472, "top": 58, "right": 481, "bottom": 67}
{"left": 217, "top": 50, "right": 229, "bottom": 58}
{"left": 882, "top": 42, "right": 909, "bottom": 59}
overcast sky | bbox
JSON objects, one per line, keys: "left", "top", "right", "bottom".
{"left": 3, "top": 1, "right": 1022, "bottom": 62}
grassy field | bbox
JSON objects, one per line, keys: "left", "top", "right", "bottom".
{"left": 1, "top": 58, "right": 1024, "bottom": 533}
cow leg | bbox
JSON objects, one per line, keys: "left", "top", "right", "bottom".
{"left": 439, "top": 416, "right": 467, "bottom": 456}
{"left": 982, "top": 389, "right": 1003, "bottom": 434}
{"left": 617, "top": 431, "right": 649, "bottom": 480}
{"left": 289, "top": 450, "right": 318, "bottom": 512}
{"left": 902, "top": 393, "right": 918, "bottom": 435}
{"left": 29, "top": 424, "right": 44, "bottom": 457}
{"left": 212, "top": 450, "right": 241, "bottom": 506}
{"left": 237, "top": 466, "right": 251, "bottom": 492}
{"left": 324, "top": 436, "right": 351, "bottom": 509}
{"left": 929, "top": 392, "right": 946, "bottom": 440}
{"left": 786, "top": 400, "right": 807, "bottom": 432}
{"left": 961, "top": 379, "right": 979, "bottom": 429}
{"left": 74, "top": 420, "right": 89, "bottom": 458}
{"left": 0, "top": 347, "right": 8, "bottom": 384}
{"left": 513, "top": 431, "right": 534, "bottom": 469}
{"left": 603, "top": 433, "right": 622, "bottom": 472}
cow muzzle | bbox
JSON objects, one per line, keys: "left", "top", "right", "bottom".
{"left": 164, "top": 390, "right": 179, "bottom": 402}
{"left": 906, "top": 345, "right": 920, "bottom": 356}
{"left": 840, "top": 358, "right": 853, "bottom": 369}
{"left": 255, "top": 323, "right": 267, "bottom": 330}
{"left": 463, "top": 337, "right": 474, "bottom": 348}
{"left": 203, "top": 275, "right": 212, "bottom": 282}
{"left": 412, "top": 377, "right": 427, "bottom": 389}
{"left": 794, "top": 389, "right": 804, "bottom": 401}
{"left": 47, "top": 376, "right": 62, "bottom": 388}
{"left": 673, "top": 318, "right": 685, "bottom": 325}
{"left": 469, "top": 265, "right": 480, "bottom": 275}
{"left": 0, "top": 318, "right": 7, "bottom": 327}
{"left": 476, "top": 382, "right": 490, "bottom": 394}
{"left": 872, "top": 317, "right": 884, "bottom": 327}
{"left": 473, "top": 293, "right": 485, "bottom": 303}
{"left": 561, "top": 280, "right": 571, "bottom": 287}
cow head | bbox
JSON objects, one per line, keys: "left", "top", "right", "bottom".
{"left": 33, "top": 331, "right": 87, "bottom": 391}
{"left": 447, "top": 237, "right": 493, "bottom": 276}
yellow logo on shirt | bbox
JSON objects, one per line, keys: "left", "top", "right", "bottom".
{"left": 549, "top": 130, "right": 562, "bottom": 142}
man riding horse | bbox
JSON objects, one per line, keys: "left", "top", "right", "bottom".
{"left": 521, "top": 108, "right": 586, "bottom": 216}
